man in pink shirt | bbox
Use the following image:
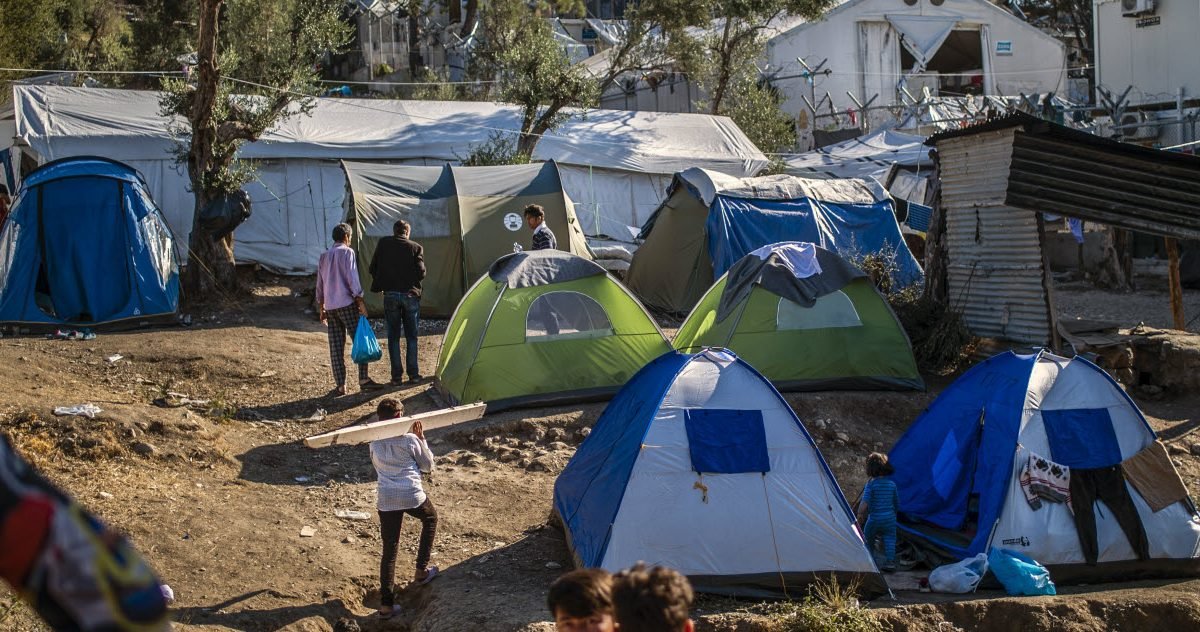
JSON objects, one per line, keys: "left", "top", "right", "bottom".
{"left": 316, "top": 223, "right": 382, "bottom": 395}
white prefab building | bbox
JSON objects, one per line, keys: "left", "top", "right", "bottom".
{"left": 1093, "top": 0, "right": 1198, "bottom": 107}
{"left": 13, "top": 85, "right": 766, "bottom": 272}
{"left": 766, "top": 0, "right": 1067, "bottom": 126}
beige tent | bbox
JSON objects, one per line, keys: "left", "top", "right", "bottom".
{"left": 342, "top": 161, "right": 590, "bottom": 317}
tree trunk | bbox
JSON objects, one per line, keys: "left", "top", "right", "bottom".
{"left": 408, "top": 7, "right": 423, "bottom": 76}
{"left": 183, "top": 193, "right": 238, "bottom": 301}
{"left": 460, "top": 0, "right": 478, "bottom": 38}
{"left": 709, "top": 19, "right": 735, "bottom": 115}
{"left": 181, "top": 0, "right": 239, "bottom": 301}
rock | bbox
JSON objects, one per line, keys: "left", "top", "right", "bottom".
{"left": 332, "top": 618, "right": 361, "bottom": 632}
{"left": 528, "top": 427, "right": 547, "bottom": 442}
{"left": 461, "top": 453, "right": 485, "bottom": 467}
{"left": 576, "top": 427, "right": 592, "bottom": 440}
{"left": 545, "top": 427, "right": 566, "bottom": 442}
{"left": 498, "top": 450, "right": 520, "bottom": 464}
{"left": 342, "top": 536, "right": 357, "bottom": 544}
{"left": 517, "top": 458, "right": 532, "bottom": 469}
{"left": 1190, "top": 443, "right": 1200, "bottom": 457}
{"left": 131, "top": 441, "right": 158, "bottom": 456}
{"left": 835, "top": 432, "right": 850, "bottom": 443}
{"left": 526, "top": 459, "right": 549, "bottom": 472}
{"left": 97, "top": 491, "right": 113, "bottom": 500}
{"left": 547, "top": 442, "right": 569, "bottom": 452}
{"left": 1138, "top": 384, "right": 1164, "bottom": 400}
{"left": 545, "top": 561, "right": 562, "bottom": 570}
{"left": 814, "top": 419, "right": 828, "bottom": 431}
{"left": 300, "top": 526, "right": 317, "bottom": 537}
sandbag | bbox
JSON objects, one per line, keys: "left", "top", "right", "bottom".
{"left": 199, "top": 190, "right": 251, "bottom": 240}
{"left": 351, "top": 315, "right": 382, "bottom": 364}
{"left": 988, "top": 547, "right": 1056, "bottom": 596}
{"left": 928, "top": 553, "right": 988, "bottom": 593}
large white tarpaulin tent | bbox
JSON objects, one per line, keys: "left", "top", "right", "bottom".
{"left": 13, "top": 85, "right": 766, "bottom": 271}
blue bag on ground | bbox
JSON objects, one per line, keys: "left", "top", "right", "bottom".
{"left": 988, "top": 547, "right": 1056, "bottom": 596}
{"left": 351, "top": 315, "right": 383, "bottom": 363}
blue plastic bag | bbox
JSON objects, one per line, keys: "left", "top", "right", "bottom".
{"left": 987, "top": 548, "right": 1056, "bottom": 596}
{"left": 350, "top": 315, "right": 382, "bottom": 364}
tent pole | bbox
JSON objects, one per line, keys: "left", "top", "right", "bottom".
{"left": 1166, "top": 237, "right": 1186, "bottom": 330}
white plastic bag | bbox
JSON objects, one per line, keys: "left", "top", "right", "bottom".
{"left": 928, "top": 553, "right": 989, "bottom": 593}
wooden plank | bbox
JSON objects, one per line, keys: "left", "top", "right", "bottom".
{"left": 303, "top": 403, "right": 486, "bottom": 448}
{"left": 1166, "top": 237, "right": 1186, "bottom": 330}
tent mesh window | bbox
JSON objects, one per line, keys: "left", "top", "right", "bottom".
{"left": 776, "top": 291, "right": 862, "bottom": 330}
{"left": 525, "top": 291, "right": 614, "bottom": 341}
{"left": 0, "top": 221, "right": 19, "bottom": 296}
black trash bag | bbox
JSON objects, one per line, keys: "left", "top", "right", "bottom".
{"left": 198, "top": 190, "right": 251, "bottom": 240}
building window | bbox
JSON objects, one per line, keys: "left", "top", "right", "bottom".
{"left": 526, "top": 291, "right": 613, "bottom": 340}
{"left": 776, "top": 291, "right": 862, "bottom": 330}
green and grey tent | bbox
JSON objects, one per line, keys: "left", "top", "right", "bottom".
{"left": 341, "top": 160, "right": 591, "bottom": 317}
{"left": 673, "top": 242, "right": 923, "bottom": 391}
{"left": 435, "top": 250, "right": 672, "bottom": 411}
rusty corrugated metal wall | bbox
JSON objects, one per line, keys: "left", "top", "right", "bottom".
{"left": 938, "top": 128, "right": 1055, "bottom": 345}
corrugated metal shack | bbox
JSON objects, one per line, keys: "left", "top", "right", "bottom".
{"left": 926, "top": 113, "right": 1200, "bottom": 346}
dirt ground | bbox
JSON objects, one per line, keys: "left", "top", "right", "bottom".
{"left": 2, "top": 273, "right": 1199, "bottom": 632}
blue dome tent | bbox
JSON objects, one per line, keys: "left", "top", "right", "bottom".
{"left": 554, "top": 348, "right": 886, "bottom": 598}
{"left": 890, "top": 350, "right": 1200, "bottom": 584}
{"left": 0, "top": 157, "right": 180, "bottom": 328}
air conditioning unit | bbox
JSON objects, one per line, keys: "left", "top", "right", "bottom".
{"left": 1118, "top": 112, "right": 1159, "bottom": 140}
{"left": 1122, "top": 0, "right": 1157, "bottom": 17}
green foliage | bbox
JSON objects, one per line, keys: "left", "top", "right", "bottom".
{"left": 843, "top": 240, "right": 978, "bottom": 374}
{"left": 130, "top": 0, "right": 200, "bottom": 73}
{"left": 741, "top": 575, "right": 882, "bottom": 632}
{"left": 159, "top": 0, "right": 351, "bottom": 197}
{"left": 725, "top": 77, "right": 798, "bottom": 154}
{"left": 458, "top": 130, "right": 531, "bottom": 166}
{"left": 478, "top": 0, "right": 598, "bottom": 154}
{"left": 0, "top": 0, "right": 136, "bottom": 97}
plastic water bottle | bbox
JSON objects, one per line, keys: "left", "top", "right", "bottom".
{"left": 513, "top": 242, "right": 523, "bottom": 253}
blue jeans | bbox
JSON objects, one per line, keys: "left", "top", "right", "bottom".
{"left": 864, "top": 518, "right": 897, "bottom": 565}
{"left": 383, "top": 292, "right": 420, "bottom": 381}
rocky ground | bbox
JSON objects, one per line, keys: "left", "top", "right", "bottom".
{"left": 1, "top": 272, "right": 1199, "bottom": 631}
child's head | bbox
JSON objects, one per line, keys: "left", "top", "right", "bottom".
{"left": 376, "top": 398, "right": 402, "bottom": 420}
{"left": 866, "top": 452, "right": 895, "bottom": 478}
{"left": 612, "top": 563, "right": 694, "bottom": 632}
{"left": 547, "top": 568, "right": 615, "bottom": 632}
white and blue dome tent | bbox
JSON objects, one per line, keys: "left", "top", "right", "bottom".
{"left": 553, "top": 348, "right": 887, "bottom": 597}
{"left": 890, "top": 350, "right": 1200, "bottom": 584}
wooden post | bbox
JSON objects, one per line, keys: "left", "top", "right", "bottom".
{"left": 1166, "top": 237, "right": 1186, "bottom": 330}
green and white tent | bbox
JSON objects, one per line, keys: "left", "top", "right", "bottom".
{"left": 673, "top": 242, "right": 923, "bottom": 391}
{"left": 342, "top": 160, "right": 591, "bottom": 317}
{"left": 435, "top": 250, "right": 671, "bottom": 411}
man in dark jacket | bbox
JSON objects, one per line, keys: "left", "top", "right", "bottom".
{"left": 369, "top": 220, "right": 426, "bottom": 385}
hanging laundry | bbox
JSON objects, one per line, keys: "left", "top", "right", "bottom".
{"left": 1122, "top": 440, "right": 1190, "bottom": 512}
{"left": 1069, "top": 465, "right": 1151, "bottom": 566}
{"left": 1068, "top": 218, "right": 1084, "bottom": 244}
{"left": 1020, "top": 452, "right": 1071, "bottom": 511}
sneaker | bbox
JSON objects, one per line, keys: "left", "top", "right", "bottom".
{"left": 881, "top": 563, "right": 897, "bottom": 573}
{"left": 407, "top": 375, "right": 424, "bottom": 384}
{"left": 359, "top": 379, "right": 385, "bottom": 391}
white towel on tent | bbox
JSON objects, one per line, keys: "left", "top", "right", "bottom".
{"left": 750, "top": 242, "right": 822, "bottom": 279}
